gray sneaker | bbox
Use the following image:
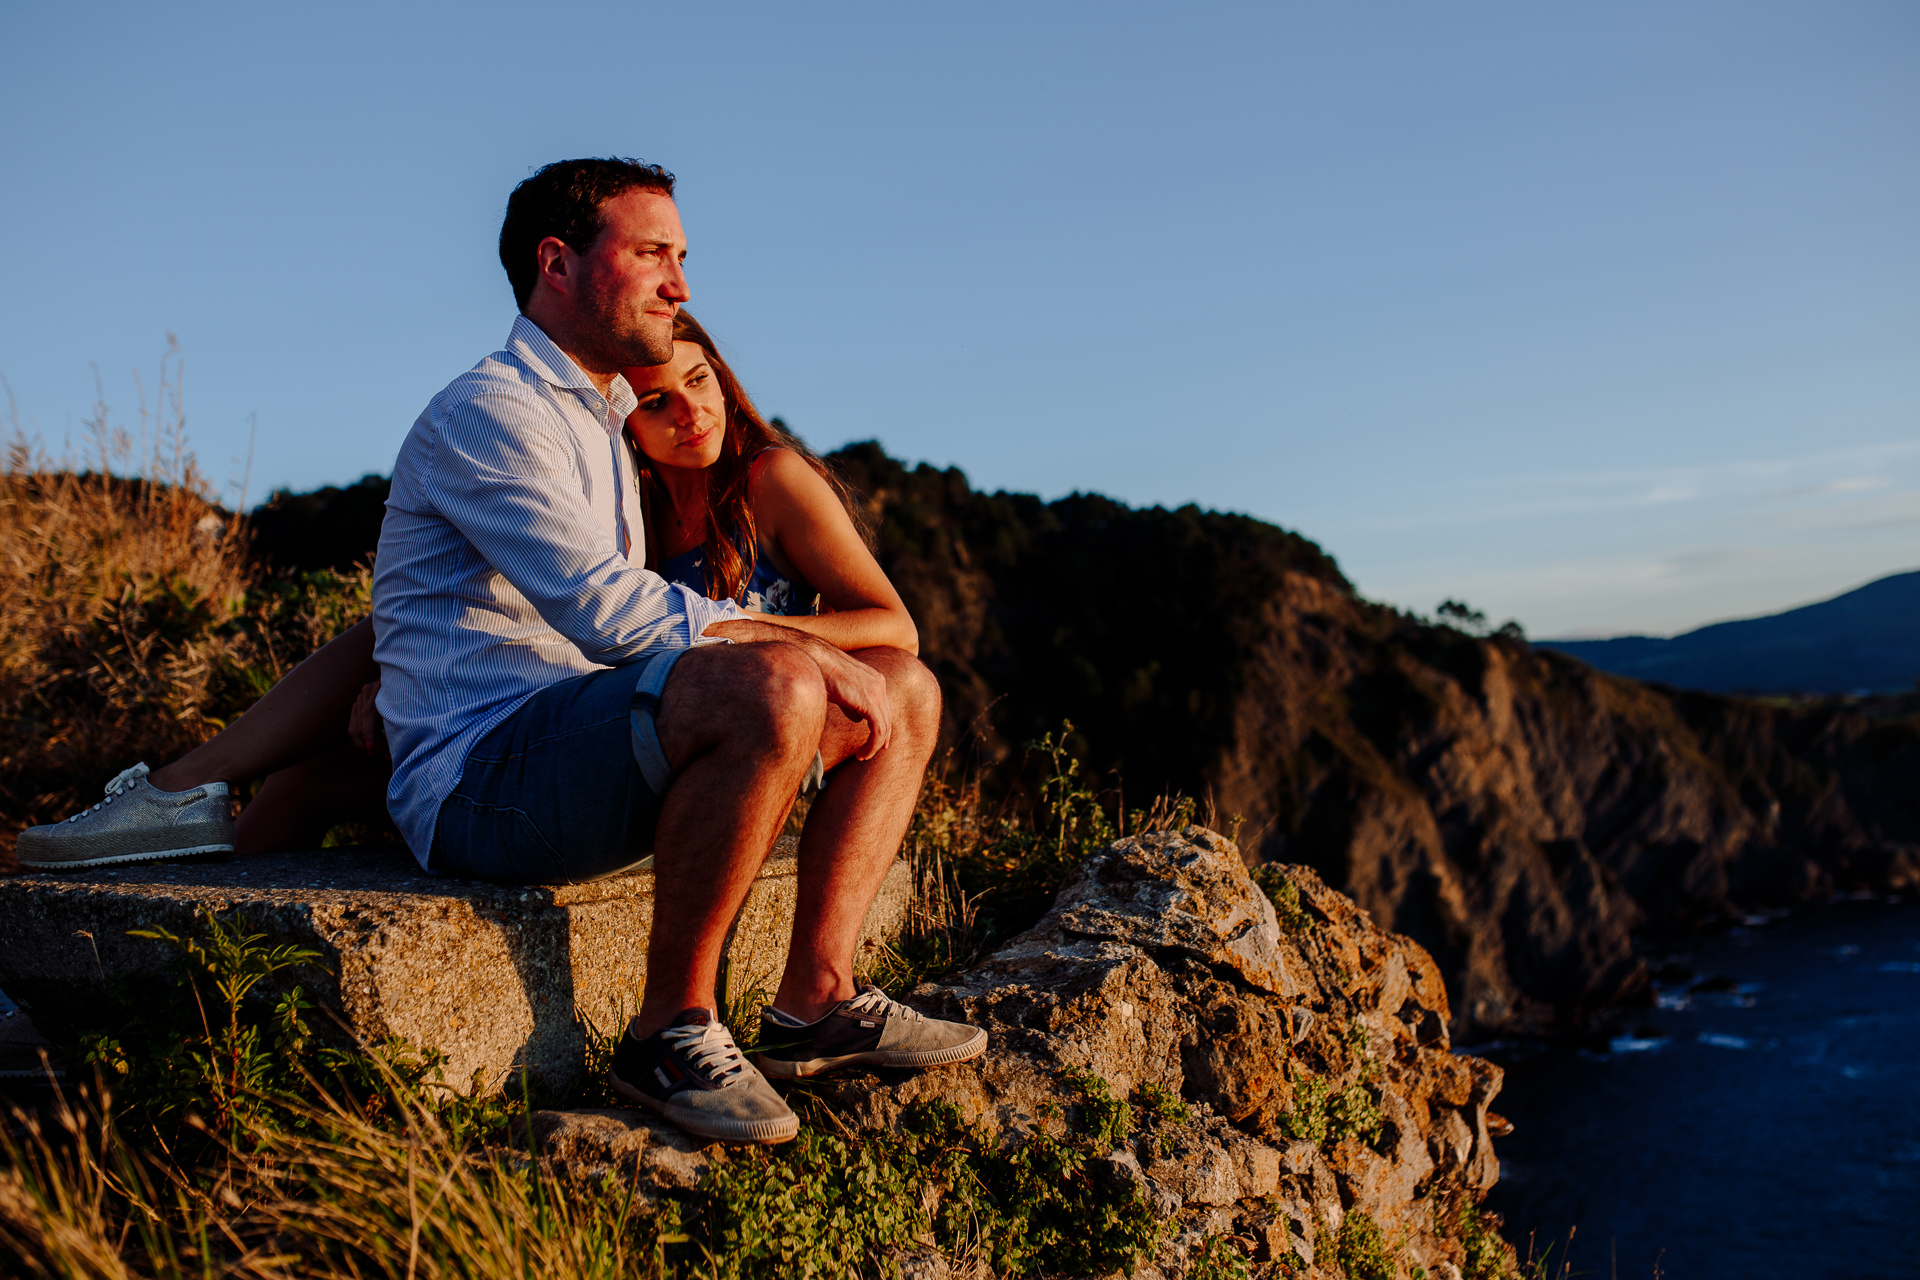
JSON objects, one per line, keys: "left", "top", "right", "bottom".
{"left": 16, "top": 764, "right": 234, "bottom": 871}
{"left": 755, "top": 983, "right": 988, "bottom": 1079}
{"left": 607, "top": 1009, "right": 799, "bottom": 1145}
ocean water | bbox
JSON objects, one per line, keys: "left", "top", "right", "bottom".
{"left": 1478, "top": 899, "right": 1920, "bottom": 1280}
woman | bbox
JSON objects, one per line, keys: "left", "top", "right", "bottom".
{"left": 16, "top": 311, "right": 913, "bottom": 866}
{"left": 626, "top": 310, "right": 914, "bottom": 653}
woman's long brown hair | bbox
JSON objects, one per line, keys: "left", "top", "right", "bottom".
{"left": 633, "top": 310, "right": 868, "bottom": 603}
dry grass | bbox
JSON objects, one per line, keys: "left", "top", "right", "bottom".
{"left": 864, "top": 733, "right": 1215, "bottom": 993}
{"left": 0, "top": 392, "right": 366, "bottom": 858}
{"left": 0, "top": 1079, "right": 670, "bottom": 1280}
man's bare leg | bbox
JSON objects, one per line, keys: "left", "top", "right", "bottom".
{"left": 772, "top": 648, "right": 942, "bottom": 1022}
{"left": 633, "top": 641, "right": 828, "bottom": 1038}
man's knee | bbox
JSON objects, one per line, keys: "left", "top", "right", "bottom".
{"left": 861, "top": 647, "right": 942, "bottom": 741}
{"left": 722, "top": 642, "right": 829, "bottom": 749}
{"left": 898, "top": 657, "right": 942, "bottom": 734}
{"left": 660, "top": 642, "right": 826, "bottom": 766}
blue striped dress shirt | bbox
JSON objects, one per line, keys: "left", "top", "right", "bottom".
{"left": 372, "top": 316, "right": 744, "bottom": 863}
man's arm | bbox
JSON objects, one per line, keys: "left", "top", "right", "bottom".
{"left": 429, "top": 384, "right": 743, "bottom": 662}
{"left": 704, "top": 617, "right": 894, "bottom": 760}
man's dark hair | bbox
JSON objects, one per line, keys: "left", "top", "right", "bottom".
{"left": 498, "top": 158, "right": 676, "bottom": 310}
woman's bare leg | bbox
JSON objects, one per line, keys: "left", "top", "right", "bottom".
{"left": 149, "top": 619, "right": 378, "bottom": 793}
{"left": 234, "top": 742, "right": 393, "bottom": 856}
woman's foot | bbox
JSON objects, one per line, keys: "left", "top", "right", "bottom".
{"left": 15, "top": 764, "right": 234, "bottom": 871}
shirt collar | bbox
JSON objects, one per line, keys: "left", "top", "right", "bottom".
{"left": 506, "top": 315, "right": 638, "bottom": 421}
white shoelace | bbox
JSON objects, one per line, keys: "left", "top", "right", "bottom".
{"left": 66, "top": 763, "right": 151, "bottom": 823}
{"left": 660, "top": 1019, "right": 750, "bottom": 1085}
{"left": 844, "top": 985, "right": 923, "bottom": 1023}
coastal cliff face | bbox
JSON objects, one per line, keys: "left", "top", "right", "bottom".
{"left": 829, "top": 445, "right": 1920, "bottom": 1037}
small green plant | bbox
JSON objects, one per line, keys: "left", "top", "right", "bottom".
{"left": 964, "top": 1122, "right": 1162, "bottom": 1277}
{"left": 1329, "top": 1081, "right": 1387, "bottom": 1148}
{"left": 1336, "top": 1210, "right": 1396, "bottom": 1280}
{"left": 1189, "top": 1230, "right": 1253, "bottom": 1279}
{"left": 1252, "top": 863, "right": 1315, "bottom": 932}
{"left": 1132, "top": 1080, "right": 1191, "bottom": 1155}
{"left": 1440, "top": 1198, "right": 1518, "bottom": 1280}
{"left": 1278, "top": 1074, "right": 1331, "bottom": 1143}
{"left": 1277, "top": 1073, "right": 1386, "bottom": 1150}
{"left": 698, "top": 1125, "right": 928, "bottom": 1279}
{"left": 78, "top": 908, "right": 512, "bottom": 1156}
{"left": 1133, "top": 1080, "right": 1190, "bottom": 1126}
{"left": 1061, "top": 1066, "right": 1134, "bottom": 1151}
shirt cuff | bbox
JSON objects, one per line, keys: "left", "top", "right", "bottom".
{"left": 678, "top": 586, "right": 747, "bottom": 647}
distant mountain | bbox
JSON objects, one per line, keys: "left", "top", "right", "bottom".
{"left": 1537, "top": 571, "right": 1920, "bottom": 695}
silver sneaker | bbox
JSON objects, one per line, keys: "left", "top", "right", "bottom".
{"left": 16, "top": 764, "right": 234, "bottom": 871}
{"left": 755, "top": 983, "right": 988, "bottom": 1079}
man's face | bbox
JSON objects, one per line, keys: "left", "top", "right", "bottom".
{"left": 572, "top": 189, "right": 690, "bottom": 370}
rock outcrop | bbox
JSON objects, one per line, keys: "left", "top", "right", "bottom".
{"left": 538, "top": 827, "right": 1510, "bottom": 1279}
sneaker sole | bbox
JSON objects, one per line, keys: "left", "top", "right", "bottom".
{"left": 755, "top": 1026, "right": 988, "bottom": 1080}
{"left": 0, "top": 1063, "right": 65, "bottom": 1079}
{"left": 607, "top": 1068, "right": 799, "bottom": 1145}
{"left": 17, "top": 842, "right": 234, "bottom": 871}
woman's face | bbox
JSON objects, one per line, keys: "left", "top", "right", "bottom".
{"left": 623, "top": 341, "right": 727, "bottom": 472}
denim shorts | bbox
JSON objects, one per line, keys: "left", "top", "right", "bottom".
{"left": 428, "top": 649, "right": 684, "bottom": 884}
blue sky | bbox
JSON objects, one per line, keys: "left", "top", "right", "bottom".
{"left": 3, "top": 2, "right": 1915, "bottom": 638}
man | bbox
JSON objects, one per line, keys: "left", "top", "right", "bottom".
{"left": 371, "top": 157, "right": 982, "bottom": 1144}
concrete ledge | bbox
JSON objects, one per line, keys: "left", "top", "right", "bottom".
{"left": 0, "top": 837, "right": 911, "bottom": 1092}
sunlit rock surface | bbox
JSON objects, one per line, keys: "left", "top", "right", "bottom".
{"left": 0, "top": 838, "right": 909, "bottom": 1091}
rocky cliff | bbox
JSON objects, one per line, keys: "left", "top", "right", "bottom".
{"left": 540, "top": 827, "right": 1512, "bottom": 1279}
{"left": 829, "top": 445, "right": 1920, "bottom": 1037}
{"left": 107, "top": 448, "right": 1920, "bottom": 1040}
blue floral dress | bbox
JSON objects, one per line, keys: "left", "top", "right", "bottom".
{"left": 658, "top": 541, "right": 820, "bottom": 617}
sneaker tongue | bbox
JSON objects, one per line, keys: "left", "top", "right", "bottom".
{"left": 674, "top": 1008, "right": 713, "bottom": 1028}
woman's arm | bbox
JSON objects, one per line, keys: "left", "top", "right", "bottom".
{"left": 745, "top": 450, "right": 919, "bottom": 655}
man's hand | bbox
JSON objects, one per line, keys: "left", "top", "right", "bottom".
{"left": 348, "top": 680, "right": 389, "bottom": 760}
{"left": 703, "top": 619, "right": 892, "bottom": 760}
{"left": 806, "top": 641, "right": 892, "bottom": 760}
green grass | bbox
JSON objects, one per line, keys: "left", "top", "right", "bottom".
{"left": 2, "top": 907, "right": 1170, "bottom": 1279}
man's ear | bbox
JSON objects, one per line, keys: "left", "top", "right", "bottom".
{"left": 534, "top": 235, "right": 574, "bottom": 296}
